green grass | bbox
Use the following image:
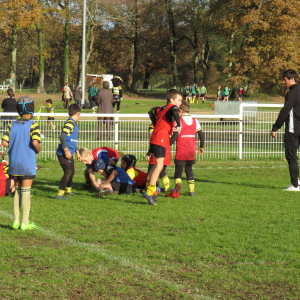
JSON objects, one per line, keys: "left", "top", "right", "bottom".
{"left": 1, "top": 160, "right": 300, "bottom": 299}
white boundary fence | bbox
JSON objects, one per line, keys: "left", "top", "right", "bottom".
{"left": 0, "top": 103, "right": 285, "bottom": 160}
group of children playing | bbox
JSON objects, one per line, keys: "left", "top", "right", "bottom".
{"left": 1, "top": 88, "right": 204, "bottom": 230}
{"left": 182, "top": 83, "right": 207, "bottom": 104}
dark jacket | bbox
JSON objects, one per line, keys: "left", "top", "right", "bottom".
{"left": 73, "top": 88, "right": 82, "bottom": 101}
{"left": 272, "top": 83, "right": 300, "bottom": 135}
{"left": 1, "top": 97, "right": 17, "bottom": 112}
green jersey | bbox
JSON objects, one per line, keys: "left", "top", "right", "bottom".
{"left": 201, "top": 86, "right": 206, "bottom": 94}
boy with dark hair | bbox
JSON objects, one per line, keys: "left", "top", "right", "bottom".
{"left": 121, "top": 154, "right": 148, "bottom": 190}
{"left": 40, "top": 99, "right": 55, "bottom": 130}
{"left": 2, "top": 96, "right": 41, "bottom": 230}
{"left": 86, "top": 158, "right": 133, "bottom": 195}
{"left": 78, "top": 147, "right": 119, "bottom": 189}
{"left": 170, "top": 100, "right": 205, "bottom": 197}
{"left": 271, "top": 69, "right": 300, "bottom": 191}
{"left": 144, "top": 89, "right": 182, "bottom": 205}
{"left": 56, "top": 103, "right": 81, "bottom": 199}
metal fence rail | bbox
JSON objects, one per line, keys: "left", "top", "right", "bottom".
{"left": 0, "top": 106, "right": 285, "bottom": 160}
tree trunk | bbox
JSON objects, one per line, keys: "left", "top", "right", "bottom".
{"left": 63, "top": 0, "right": 70, "bottom": 83}
{"left": 128, "top": 43, "right": 134, "bottom": 89}
{"left": 10, "top": 26, "right": 17, "bottom": 85}
{"left": 228, "top": 33, "right": 234, "bottom": 78}
{"left": 193, "top": 29, "right": 200, "bottom": 85}
{"left": 131, "top": 26, "right": 138, "bottom": 91}
{"left": 36, "top": 24, "right": 46, "bottom": 94}
{"left": 166, "top": 1, "right": 177, "bottom": 86}
{"left": 143, "top": 66, "right": 151, "bottom": 89}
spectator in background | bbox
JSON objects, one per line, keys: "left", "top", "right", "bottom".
{"left": 73, "top": 86, "right": 82, "bottom": 107}
{"left": 63, "top": 82, "right": 73, "bottom": 109}
{"left": 96, "top": 81, "right": 114, "bottom": 140}
{"left": 88, "top": 82, "right": 98, "bottom": 113}
{"left": 1, "top": 88, "right": 17, "bottom": 132}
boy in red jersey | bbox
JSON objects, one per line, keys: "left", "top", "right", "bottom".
{"left": 170, "top": 101, "right": 205, "bottom": 197}
{"left": 145, "top": 124, "right": 171, "bottom": 197}
{"left": 144, "top": 89, "right": 182, "bottom": 205}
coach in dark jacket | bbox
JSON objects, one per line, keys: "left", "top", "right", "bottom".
{"left": 1, "top": 88, "right": 17, "bottom": 131}
{"left": 73, "top": 86, "right": 82, "bottom": 106}
{"left": 97, "top": 81, "right": 114, "bottom": 140}
{"left": 271, "top": 69, "right": 300, "bottom": 191}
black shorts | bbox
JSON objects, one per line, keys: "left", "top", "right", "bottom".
{"left": 113, "top": 95, "right": 120, "bottom": 101}
{"left": 111, "top": 182, "right": 133, "bottom": 194}
{"left": 239, "top": 94, "right": 243, "bottom": 98}
{"left": 200, "top": 93, "right": 205, "bottom": 97}
{"left": 9, "top": 175, "right": 36, "bottom": 180}
{"left": 174, "top": 159, "right": 195, "bottom": 166}
{"left": 57, "top": 154, "right": 74, "bottom": 166}
{"left": 149, "top": 143, "right": 166, "bottom": 158}
{"left": 48, "top": 117, "right": 54, "bottom": 121}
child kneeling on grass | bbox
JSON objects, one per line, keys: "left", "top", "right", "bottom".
{"left": 79, "top": 150, "right": 133, "bottom": 195}
{"left": 121, "top": 154, "right": 164, "bottom": 194}
{"left": 2, "top": 96, "right": 41, "bottom": 230}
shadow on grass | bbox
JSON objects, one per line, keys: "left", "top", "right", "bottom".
{"left": 195, "top": 178, "right": 277, "bottom": 189}
{"left": 0, "top": 224, "right": 13, "bottom": 230}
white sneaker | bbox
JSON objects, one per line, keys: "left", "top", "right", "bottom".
{"left": 282, "top": 184, "right": 300, "bottom": 191}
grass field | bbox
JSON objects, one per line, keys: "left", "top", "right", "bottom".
{"left": 1, "top": 160, "right": 300, "bottom": 299}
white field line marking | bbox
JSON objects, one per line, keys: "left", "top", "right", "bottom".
{"left": 0, "top": 209, "right": 214, "bottom": 300}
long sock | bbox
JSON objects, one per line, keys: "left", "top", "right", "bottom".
{"left": 145, "top": 180, "right": 149, "bottom": 190}
{"left": 13, "top": 186, "right": 22, "bottom": 222}
{"left": 21, "top": 187, "right": 31, "bottom": 225}
{"left": 188, "top": 180, "right": 195, "bottom": 193}
{"left": 175, "top": 178, "right": 182, "bottom": 185}
{"left": 147, "top": 184, "right": 156, "bottom": 196}
{"left": 117, "top": 101, "right": 120, "bottom": 111}
{"left": 162, "top": 175, "right": 170, "bottom": 193}
{"left": 65, "top": 187, "right": 72, "bottom": 193}
{"left": 57, "top": 189, "right": 65, "bottom": 196}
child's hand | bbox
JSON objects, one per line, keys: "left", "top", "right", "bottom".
{"left": 199, "top": 148, "right": 204, "bottom": 155}
{"left": 145, "top": 155, "right": 150, "bottom": 162}
{"left": 64, "top": 149, "right": 72, "bottom": 159}
{"left": 172, "top": 126, "right": 180, "bottom": 132}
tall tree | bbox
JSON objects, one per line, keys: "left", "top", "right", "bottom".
{"left": 213, "top": 0, "right": 300, "bottom": 90}
{"left": 0, "top": 0, "right": 41, "bottom": 84}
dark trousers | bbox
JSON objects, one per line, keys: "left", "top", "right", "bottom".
{"left": 57, "top": 155, "right": 75, "bottom": 190}
{"left": 284, "top": 132, "right": 300, "bottom": 187}
{"left": 174, "top": 164, "right": 194, "bottom": 181}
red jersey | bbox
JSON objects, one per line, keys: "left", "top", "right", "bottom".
{"left": 0, "top": 162, "right": 8, "bottom": 197}
{"left": 92, "top": 147, "right": 119, "bottom": 161}
{"left": 175, "top": 118, "right": 197, "bottom": 161}
{"left": 127, "top": 167, "right": 148, "bottom": 188}
{"left": 150, "top": 103, "right": 176, "bottom": 148}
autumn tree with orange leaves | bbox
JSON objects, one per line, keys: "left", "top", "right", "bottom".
{"left": 213, "top": 0, "right": 300, "bottom": 91}
{"left": 0, "top": 0, "right": 41, "bottom": 83}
